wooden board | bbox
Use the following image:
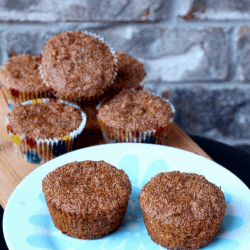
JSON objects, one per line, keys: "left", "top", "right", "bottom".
{"left": 0, "top": 90, "right": 212, "bottom": 209}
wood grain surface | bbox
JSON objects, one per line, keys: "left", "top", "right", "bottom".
{"left": 0, "top": 90, "right": 211, "bottom": 209}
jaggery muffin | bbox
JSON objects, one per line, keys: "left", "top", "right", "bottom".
{"left": 42, "top": 160, "right": 132, "bottom": 239}
{"left": 6, "top": 98, "right": 86, "bottom": 164}
{"left": 139, "top": 171, "right": 227, "bottom": 250}
{"left": 40, "top": 31, "right": 117, "bottom": 105}
{"left": 103, "top": 52, "right": 146, "bottom": 99}
{"left": 97, "top": 89, "right": 175, "bottom": 144}
{"left": 0, "top": 54, "right": 51, "bottom": 110}
{"left": 85, "top": 52, "right": 146, "bottom": 132}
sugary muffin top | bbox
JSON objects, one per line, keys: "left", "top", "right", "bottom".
{"left": 42, "top": 160, "right": 132, "bottom": 214}
{"left": 0, "top": 54, "right": 48, "bottom": 92}
{"left": 139, "top": 171, "right": 226, "bottom": 227}
{"left": 97, "top": 89, "right": 175, "bottom": 131}
{"left": 112, "top": 52, "right": 145, "bottom": 91}
{"left": 8, "top": 101, "right": 82, "bottom": 139}
{"left": 41, "top": 31, "right": 115, "bottom": 100}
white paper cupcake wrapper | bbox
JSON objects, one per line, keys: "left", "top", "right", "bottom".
{"left": 39, "top": 30, "right": 117, "bottom": 105}
{"left": 6, "top": 98, "right": 86, "bottom": 164}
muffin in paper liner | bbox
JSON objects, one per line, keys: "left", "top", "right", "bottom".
{"left": 42, "top": 160, "right": 132, "bottom": 239}
{"left": 96, "top": 90, "right": 175, "bottom": 144}
{"left": 6, "top": 98, "right": 86, "bottom": 164}
{"left": 39, "top": 30, "right": 118, "bottom": 107}
{"left": 0, "top": 54, "right": 53, "bottom": 111}
{"left": 96, "top": 51, "right": 146, "bottom": 105}
{"left": 2, "top": 86, "right": 53, "bottom": 111}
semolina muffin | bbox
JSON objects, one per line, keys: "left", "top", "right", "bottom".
{"left": 85, "top": 52, "right": 145, "bottom": 132}
{"left": 103, "top": 51, "right": 146, "bottom": 99}
{"left": 6, "top": 98, "right": 86, "bottom": 164}
{"left": 0, "top": 54, "right": 52, "bottom": 110}
{"left": 40, "top": 31, "right": 117, "bottom": 105}
{"left": 97, "top": 89, "right": 175, "bottom": 144}
{"left": 139, "top": 171, "right": 227, "bottom": 250}
{"left": 42, "top": 160, "right": 132, "bottom": 239}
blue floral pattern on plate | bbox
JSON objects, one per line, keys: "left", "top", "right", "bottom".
{"left": 25, "top": 155, "right": 244, "bottom": 250}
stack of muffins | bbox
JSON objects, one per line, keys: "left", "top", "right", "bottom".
{"left": 1, "top": 30, "right": 175, "bottom": 164}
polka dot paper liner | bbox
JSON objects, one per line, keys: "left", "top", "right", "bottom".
{"left": 1, "top": 85, "right": 53, "bottom": 111}
{"left": 6, "top": 98, "right": 86, "bottom": 164}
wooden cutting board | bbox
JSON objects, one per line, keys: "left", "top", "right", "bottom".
{"left": 0, "top": 90, "right": 211, "bottom": 209}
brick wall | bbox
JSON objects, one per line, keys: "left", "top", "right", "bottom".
{"left": 1, "top": 0, "right": 250, "bottom": 149}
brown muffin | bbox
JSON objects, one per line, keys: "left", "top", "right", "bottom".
{"left": 40, "top": 31, "right": 116, "bottom": 104}
{"left": 139, "top": 171, "right": 227, "bottom": 250}
{"left": 97, "top": 89, "right": 175, "bottom": 143}
{"left": 92, "top": 52, "right": 146, "bottom": 130}
{"left": 0, "top": 54, "right": 51, "bottom": 110}
{"left": 104, "top": 52, "right": 145, "bottom": 97}
{"left": 42, "top": 160, "right": 132, "bottom": 239}
{"left": 6, "top": 99, "right": 86, "bottom": 164}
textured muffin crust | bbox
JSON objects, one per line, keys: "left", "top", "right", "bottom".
{"left": 0, "top": 54, "right": 48, "bottom": 92}
{"left": 8, "top": 102, "right": 82, "bottom": 139}
{"left": 112, "top": 52, "right": 145, "bottom": 91}
{"left": 42, "top": 160, "right": 132, "bottom": 239}
{"left": 41, "top": 31, "right": 115, "bottom": 100}
{"left": 139, "top": 171, "right": 227, "bottom": 250}
{"left": 98, "top": 89, "right": 174, "bottom": 131}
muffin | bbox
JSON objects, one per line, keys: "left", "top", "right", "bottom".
{"left": 85, "top": 52, "right": 146, "bottom": 131}
{"left": 40, "top": 31, "right": 117, "bottom": 106}
{"left": 139, "top": 171, "right": 227, "bottom": 250}
{"left": 103, "top": 52, "right": 146, "bottom": 100}
{"left": 0, "top": 54, "right": 52, "bottom": 110}
{"left": 97, "top": 89, "right": 175, "bottom": 144}
{"left": 42, "top": 160, "right": 132, "bottom": 239}
{"left": 6, "top": 98, "right": 86, "bottom": 164}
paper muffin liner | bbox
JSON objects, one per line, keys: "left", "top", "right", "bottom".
{"left": 97, "top": 93, "right": 175, "bottom": 144}
{"left": 1, "top": 85, "right": 53, "bottom": 111}
{"left": 46, "top": 201, "right": 128, "bottom": 239}
{"left": 6, "top": 98, "right": 86, "bottom": 164}
{"left": 39, "top": 30, "right": 118, "bottom": 107}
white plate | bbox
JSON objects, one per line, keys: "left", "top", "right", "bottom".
{"left": 3, "top": 143, "right": 250, "bottom": 250}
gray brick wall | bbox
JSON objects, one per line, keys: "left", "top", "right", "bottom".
{"left": 2, "top": 0, "right": 250, "bottom": 149}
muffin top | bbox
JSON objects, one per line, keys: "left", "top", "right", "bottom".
{"left": 8, "top": 101, "right": 83, "bottom": 139}
{"left": 97, "top": 89, "right": 175, "bottom": 131}
{"left": 112, "top": 52, "right": 145, "bottom": 91}
{"left": 41, "top": 31, "right": 115, "bottom": 100}
{"left": 42, "top": 160, "right": 132, "bottom": 214}
{"left": 139, "top": 171, "right": 226, "bottom": 227}
{"left": 0, "top": 54, "right": 48, "bottom": 92}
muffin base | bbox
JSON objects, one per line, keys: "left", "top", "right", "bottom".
{"left": 10, "top": 136, "right": 76, "bottom": 165}
{"left": 98, "top": 118, "right": 172, "bottom": 144}
{"left": 2, "top": 86, "right": 53, "bottom": 110}
{"left": 47, "top": 201, "right": 128, "bottom": 239}
{"left": 142, "top": 213, "right": 223, "bottom": 250}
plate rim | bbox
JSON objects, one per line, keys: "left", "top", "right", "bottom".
{"left": 3, "top": 143, "right": 250, "bottom": 250}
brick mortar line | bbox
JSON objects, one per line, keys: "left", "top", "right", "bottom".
{"left": 1, "top": 20, "right": 250, "bottom": 30}
{"left": 145, "top": 82, "right": 250, "bottom": 89}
